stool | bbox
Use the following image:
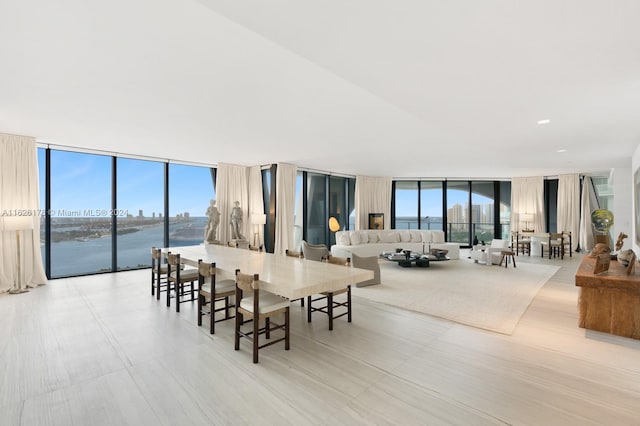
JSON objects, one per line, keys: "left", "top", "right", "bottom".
{"left": 500, "top": 250, "right": 516, "bottom": 268}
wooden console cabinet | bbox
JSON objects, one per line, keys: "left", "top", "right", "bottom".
{"left": 575, "top": 256, "right": 640, "bottom": 339}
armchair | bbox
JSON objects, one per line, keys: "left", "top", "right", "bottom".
{"left": 471, "top": 239, "right": 509, "bottom": 266}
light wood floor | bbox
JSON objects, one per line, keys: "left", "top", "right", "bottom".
{"left": 1, "top": 251, "right": 639, "bottom": 425}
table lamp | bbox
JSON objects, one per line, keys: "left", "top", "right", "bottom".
{"left": 251, "top": 213, "right": 266, "bottom": 247}
{"left": 2, "top": 216, "right": 34, "bottom": 294}
{"left": 521, "top": 213, "right": 534, "bottom": 232}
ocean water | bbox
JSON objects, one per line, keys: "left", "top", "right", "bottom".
{"left": 46, "top": 217, "right": 208, "bottom": 277}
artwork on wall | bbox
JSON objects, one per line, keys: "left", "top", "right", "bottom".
{"left": 635, "top": 168, "right": 640, "bottom": 245}
{"left": 369, "top": 213, "right": 384, "bottom": 230}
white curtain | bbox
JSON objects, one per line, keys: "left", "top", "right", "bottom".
{"left": 215, "top": 163, "right": 249, "bottom": 244}
{"left": 355, "top": 175, "right": 392, "bottom": 230}
{"left": 579, "top": 176, "right": 598, "bottom": 252}
{"left": 557, "top": 174, "right": 580, "bottom": 251}
{"left": 248, "top": 166, "right": 265, "bottom": 247}
{"left": 510, "top": 176, "right": 545, "bottom": 233}
{"left": 0, "top": 133, "right": 47, "bottom": 292}
{"left": 274, "top": 163, "right": 297, "bottom": 255}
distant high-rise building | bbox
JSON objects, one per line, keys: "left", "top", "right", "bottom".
{"left": 138, "top": 209, "right": 143, "bottom": 218}
{"left": 184, "top": 212, "right": 190, "bottom": 219}
{"left": 152, "top": 212, "right": 155, "bottom": 218}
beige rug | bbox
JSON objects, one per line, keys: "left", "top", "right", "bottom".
{"left": 353, "top": 259, "right": 560, "bottom": 335}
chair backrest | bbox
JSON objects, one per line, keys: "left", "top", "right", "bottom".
{"left": 490, "top": 239, "right": 508, "bottom": 249}
{"left": 198, "top": 260, "right": 218, "bottom": 279}
{"left": 235, "top": 270, "right": 260, "bottom": 313}
{"left": 151, "top": 247, "right": 162, "bottom": 261}
{"left": 285, "top": 249, "right": 303, "bottom": 259}
{"left": 167, "top": 252, "right": 180, "bottom": 266}
{"left": 549, "top": 232, "right": 563, "bottom": 241}
{"left": 301, "top": 240, "right": 329, "bottom": 262}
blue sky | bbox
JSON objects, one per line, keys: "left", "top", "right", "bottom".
{"left": 39, "top": 149, "right": 215, "bottom": 217}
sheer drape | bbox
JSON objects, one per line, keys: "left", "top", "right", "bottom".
{"left": 510, "top": 176, "right": 545, "bottom": 232}
{"left": 355, "top": 175, "right": 392, "bottom": 230}
{"left": 215, "top": 163, "right": 249, "bottom": 244}
{"left": 274, "top": 163, "right": 297, "bottom": 255}
{"left": 557, "top": 174, "right": 580, "bottom": 251}
{"left": 0, "top": 134, "right": 47, "bottom": 292}
{"left": 248, "top": 166, "right": 265, "bottom": 246}
{"left": 579, "top": 176, "right": 598, "bottom": 252}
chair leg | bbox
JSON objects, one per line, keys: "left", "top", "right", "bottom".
{"left": 285, "top": 308, "right": 290, "bottom": 350}
{"left": 151, "top": 270, "right": 155, "bottom": 296}
{"left": 166, "top": 281, "right": 171, "bottom": 307}
{"left": 512, "top": 255, "right": 516, "bottom": 268}
{"left": 197, "top": 294, "right": 203, "bottom": 326}
{"left": 253, "top": 315, "right": 259, "bottom": 363}
{"left": 210, "top": 297, "right": 215, "bottom": 334}
{"left": 176, "top": 283, "right": 182, "bottom": 313}
{"left": 347, "top": 286, "right": 352, "bottom": 323}
{"left": 307, "top": 296, "right": 312, "bottom": 322}
{"left": 265, "top": 317, "right": 270, "bottom": 339}
{"left": 328, "top": 293, "right": 334, "bottom": 331}
{"left": 234, "top": 312, "right": 241, "bottom": 350}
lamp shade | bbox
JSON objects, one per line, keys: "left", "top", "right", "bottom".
{"left": 328, "top": 216, "right": 340, "bottom": 232}
{"left": 251, "top": 213, "right": 267, "bottom": 225}
{"left": 521, "top": 213, "right": 534, "bottom": 223}
{"left": 2, "top": 216, "right": 34, "bottom": 231}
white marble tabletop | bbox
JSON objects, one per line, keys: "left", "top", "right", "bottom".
{"left": 162, "top": 244, "right": 374, "bottom": 300}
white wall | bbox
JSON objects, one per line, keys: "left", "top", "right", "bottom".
{"left": 612, "top": 166, "right": 632, "bottom": 251}
{"left": 632, "top": 145, "right": 640, "bottom": 254}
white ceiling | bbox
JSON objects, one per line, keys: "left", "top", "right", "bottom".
{"left": 1, "top": 0, "right": 639, "bottom": 178}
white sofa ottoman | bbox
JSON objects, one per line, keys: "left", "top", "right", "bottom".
{"left": 330, "top": 230, "right": 460, "bottom": 260}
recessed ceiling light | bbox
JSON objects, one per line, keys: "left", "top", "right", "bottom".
{"left": 557, "top": 149, "right": 567, "bottom": 153}
{"left": 537, "top": 119, "right": 551, "bottom": 125}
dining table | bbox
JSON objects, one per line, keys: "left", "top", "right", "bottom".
{"left": 161, "top": 244, "right": 374, "bottom": 300}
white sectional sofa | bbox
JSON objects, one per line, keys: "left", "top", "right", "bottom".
{"left": 330, "top": 230, "right": 460, "bottom": 260}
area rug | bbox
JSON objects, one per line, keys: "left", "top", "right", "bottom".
{"left": 352, "top": 259, "right": 560, "bottom": 335}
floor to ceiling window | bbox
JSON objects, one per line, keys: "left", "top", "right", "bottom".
{"left": 499, "top": 181, "right": 511, "bottom": 240}
{"left": 168, "top": 163, "right": 215, "bottom": 247}
{"left": 471, "top": 181, "right": 495, "bottom": 244}
{"left": 420, "top": 181, "right": 443, "bottom": 230}
{"left": 49, "top": 150, "right": 113, "bottom": 277}
{"left": 394, "top": 181, "right": 419, "bottom": 229}
{"left": 306, "top": 173, "right": 327, "bottom": 245}
{"left": 446, "top": 181, "right": 470, "bottom": 245}
{"left": 329, "top": 176, "right": 347, "bottom": 246}
{"left": 37, "top": 148, "right": 47, "bottom": 271}
{"left": 116, "top": 158, "right": 165, "bottom": 270}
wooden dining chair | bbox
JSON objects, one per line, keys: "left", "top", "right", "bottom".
{"left": 540, "top": 233, "right": 564, "bottom": 259}
{"left": 285, "top": 249, "right": 305, "bottom": 307}
{"left": 307, "top": 255, "right": 351, "bottom": 331}
{"left": 166, "top": 252, "right": 200, "bottom": 312}
{"left": 562, "top": 231, "right": 572, "bottom": 257}
{"left": 150, "top": 247, "right": 167, "bottom": 299}
{"left": 234, "top": 270, "right": 290, "bottom": 363}
{"left": 512, "top": 232, "right": 531, "bottom": 256}
{"left": 197, "top": 260, "right": 236, "bottom": 334}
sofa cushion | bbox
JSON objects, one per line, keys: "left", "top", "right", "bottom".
{"left": 379, "top": 232, "right": 399, "bottom": 243}
{"left": 409, "top": 230, "right": 422, "bottom": 242}
{"left": 431, "top": 230, "right": 445, "bottom": 243}
{"left": 420, "top": 230, "right": 432, "bottom": 243}
{"left": 366, "top": 232, "right": 378, "bottom": 243}
{"left": 399, "top": 230, "right": 411, "bottom": 242}
{"left": 349, "top": 231, "right": 362, "bottom": 245}
{"left": 337, "top": 232, "right": 351, "bottom": 246}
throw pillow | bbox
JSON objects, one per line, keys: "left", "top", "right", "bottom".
{"left": 379, "top": 232, "right": 399, "bottom": 243}
{"left": 337, "top": 232, "right": 351, "bottom": 246}
{"left": 431, "top": 230, "right": 445, "bottom": 243}
{"left": 409, "top": 230, "right": 422, "bottom": 242}
{"left": 366, "top": 232, "right": 378, "bottom": 243}
{"left": 349, "top": 231, "right": 361, "bottom": 245}
{"left": 355, "top": 231, "right": 368, "bottom": 244}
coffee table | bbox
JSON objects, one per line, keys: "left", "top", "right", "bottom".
{"left": 381, "top": 250, "right": 450, "bottom": 267}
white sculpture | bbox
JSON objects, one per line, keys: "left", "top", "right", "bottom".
{"left": 204, "top": 199, "right": 220, "bottom": 243}
{"left": 230, "top": 200, "right": 245, "bottom": 240}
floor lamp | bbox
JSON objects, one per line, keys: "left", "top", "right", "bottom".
{"left": 251, "top": 214, "right": 266, "bottom": 248}
{"left": 2, "top": 216, "right": 34, "bottom": 294}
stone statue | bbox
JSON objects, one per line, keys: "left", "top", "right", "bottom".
{"left": 230, "top": 200, "right": 245, "bottom": 240}
{"left": 204, "top": 199, "right": 220, "bottom": 243}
